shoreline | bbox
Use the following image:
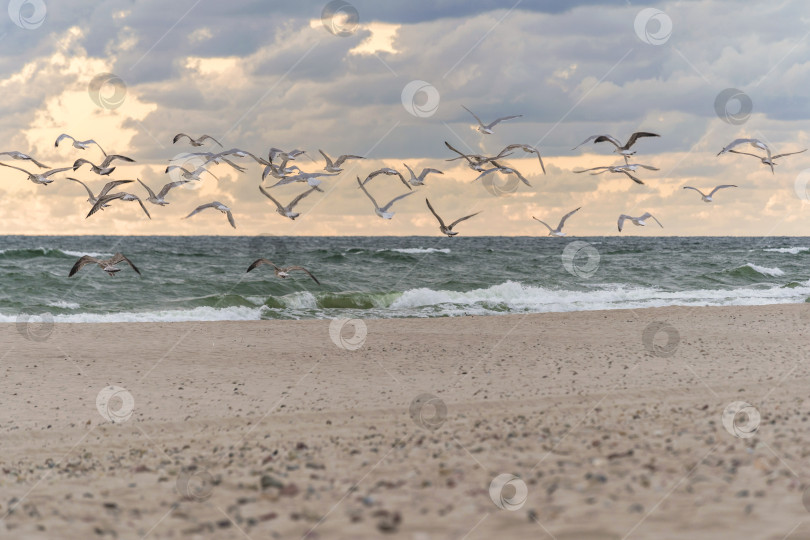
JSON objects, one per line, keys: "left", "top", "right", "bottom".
{"left": 3, "top": 303, "right": 810, "bottom": 539}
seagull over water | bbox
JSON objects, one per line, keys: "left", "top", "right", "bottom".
{"left": 403, "top": 164, "right": 443, "bottom": 186}
{"left": 138, "top": 179, "right": 190, "bottom": 206}
{"left": 73, "top": 154, "right": 135, "bottom": 176}
{"left": 461, "top": 105, "right": 522, "bottom": 134}
{"left": 425, "top": 198, "right": 480, "bottom": 236}
{"left": 55, "top": 134, "right": 106, "bottom": 156}
{"left": 69, "top": 178, "right": 134, "bottom": 206}
{"left": 0, "top": 163, "right": 72, "bottom": 185}
{"left": 682, "top": 184, "right": 737, "bottom": 202}
{"left": 357, "top": 177, "right": 415, "bottom": 219}
{"left": 573, "top": 132, "right": 660, "bottom": 156}
{"left": 259, "top": 185, "right": 318, "bottom": 220}
{"left": 184, "top": 201, "right": 236, "bottom": 229}
{"left": 0, "top": 151, "right": 49, "bottom": 169}
{"left": 617, "top": 212, "right": 663, "bottom": 232}
{"left": 318, "top": 150, "right": 364, "bottom": 173}
{"left": 173, "top": 133, "right": 223, "bottom": 147}
{"left": 87, "top": 192, "right": 151, "bottom": 219}
{"left": 246, "top": 259, "right": 320, "bottom": 284}
{"left": 532, "top": 207, "right": 581, "bottom": 237}
{"left": 69, "top": 253, "right": 141, "bottom": 277}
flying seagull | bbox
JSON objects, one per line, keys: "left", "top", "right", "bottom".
{"left": 444, "top": 141, "right": 510, "bottom": 172}
{"left": 425, "top": 198, "right": 480, "bottom": 236}
{"left": 246, "top": 259, "right": 320, "bottom": 284}
{"left": 173, "top": 152, "right": 246, "bottom": 173}
{"left": 269, "top": 148, "right": 305, "bottom": 162}
{"left": 473, "top": 166, "right": 530, "bottom": 187}
{"left": 497, "top": 144, "right": 546, "bottom": 174}
{"left": 572, "top": 132, "right": 660, "bottom": 156}
{"left": 165, "top": 164, "right": 218, "bottom": 181}
{"left": 362, "top": 168, "right": 411, "bottom": 190}
{"left": 682, "top": 185, "right": 737, "bottom": 203}
{"left": 574, "top": 163, "right": 658, "bottom": 185}
{"left": 0, "top": 163, "right": 72, "bottom": 185}
{"left": 138, "top": 178, "right": 189, "bottom": 206}
{"left": 0, "top": 151, "right": 49, "bottom": 169}
{"left": 184, "top": 202, "right": 236, "bottom": 229}
{"left": 717, "top": 138, "right": 770, "bottom": 159}
{"left": 617, "top": 212, "right": 663, "bottom": 233}
{"left": 173, "top": 133, "right": 223, "bottom": 147}
{"left": 262, "top": 161, "right": 301, "bottom": 181}
{"left": 357, "top": 177, "right": 415, "bottom": 219}
{"left": 319, "top": 150, "right": 364, "bottom": 173}
{"left": 69, "top": 253, "right": 141, "bottom": 277}
{"left": 258, "top": 185, "right": 318, "bottom": 220}
{"left": 73, "top": 155, "right": 135, "bottom": 176}
{"left": 461, "top": 105, "right": 522, "bottom": 134}
{"left": 532, "top": 207, "right": 581, "bottom": 237}
{"left": 68, "top": 178, "right": 134, "bottom": 206}
{"left": 728, "top": 148, "right": 806, "bottom": 174}
{"left": 54, "top": 134, "right": 106, "bottom": 156}
{"left": 87, "top": 192, "right": 151, "bottom": 219}
{"left": 403, "top": 164, "right": 443, "bottom": 186}
{"left": 267, "top": 171, "right": 337, "bottom": 190}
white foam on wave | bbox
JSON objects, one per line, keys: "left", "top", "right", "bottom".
{"left": 47, "top": 300, "right": 80, "bottom": 309}
{"left": 743, "top": 263, "right": 785, "bottom": 277}
{"left": 0, "top": 247, "right": 110, "bottom": 258}
{"left": 378, "top": 248, "right": 451, "bottom": 254}
{"left": 763, "top": 247, "right": 810, "bottom": 254}
{"left": 0, "top": 305, "right": 264, "bottom": 324}
{"left": 279, "top": 291, "right": 318, "bottom": 309}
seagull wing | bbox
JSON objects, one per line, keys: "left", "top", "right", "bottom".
{"left": 592, "top": 135, "right": 622, "bottom": 150}
{"left": 103, "top": 154, "right": 135, "bottom": 167}
{"left": 620, "top": 170, "right": 645, "bottom": 185}
{"left": 41, "top": 167, "right": 73, "bottom": 178}
{"left": 109, "top": 253, "right": 142, "bottom": 275}
{"left": 26, "top": 156, "right": 50, "bottom": 169}
{"left": 573, "top": 166, "right": 608, "bottom": 174}
{"left": 557, "top": 207, "right": 582, "bottom": 230}
{"left": 318, "top": 149, "right": 334, "bottom": 168}
{"left": 532, "top": 217, "right": 554, "bottom": 233}
{"left": 726, "top": 149, "right": 763, "bottom": 159}
{"left": 639, "top": 212, "right": 663, "bottom": 228}
{"left": 87, "top": 192, "right": 125, "bottom": 218}
{"left": 0, "top": 161, "right": 32, "bottom": 175}
{"left": 198, "top": 135, "right": 223, "bottom": 147}
{"left": 635, "top": 164, "right": 659, "bottom": 171}
{"left": 286, "top": 266, "right": 320, "bottom": 285}
{"left": 173, "top": 133, "right": 193, "bottom": 144}
{"left": 99, "top": 180, "right": 134, "bottom": 198}
{"left": 380, "top": 190, "right": 416, "bottom": 212}
{"left": 449, "top": 211, "right": 481, "bottom": 229}
{"left": 137, "top": 179, "right": 157, "bottom": 198}
{"left": 572, "top": 135, "right": 601, "bottom": 150}
{"left": 624, "top": 132, "right": 660, "bottom": 148}
{"left": 247, "top": 258, "right": 278, "bottom": 273}
{"left": 772, "top": 149, "right": 807, "bottom": 159}
{"left": 334, "top": 154, "right": 364, "bottom": 167}
{"left": 258, "top": 185, "right": 286, "bottom": 212}
{"left": 461, "top": 105, "right": 485, "bottom": 128}
{"left": 226, "top": 210, "right": 236, "bottom": 229}
{"left": 67, "top": 177, "right": 94, "bottom": 198}
{"left": 486, "top": 114, "right": 522, "bottom": 129}
{"left": 472, "top": 168, "right": 500, "bottom": 182}
{"left": 708, "top": 184, "right": 737, "bottom": 197}
{"left": 287, "top": 186, "right": 319, "bottom": 210}
{"left": 682, "top": 186, "right": 706, "bottom": 197}
{"left": 425, "top": 198, "right": 446, "bottom": 228}
{"left": 717, "top": 138, "right": 758, "bottom": 155}
{"left": 617, "top": 215, "right": 628, "bottom": 232}
{"left": 55, "top": 134, "right": 74, "bottom": 147}
{"left": 356, "top": 176, "right": 380, "bottom": 209}
{"left": 510, "top": 167, "right": 531, "bottom": 187}
{"left": 157, "top": 180, "right": 189, "bottom": 198}
{"left": 184, "top": 202, "right": 218, "bottom": 219}
{"left": 68, "top": 255, "right": 103, "bottom": 277}
{"left": 86, "top": 140, "right": 107, "bottom": 157}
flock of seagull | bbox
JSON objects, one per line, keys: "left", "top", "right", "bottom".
{"left": 7, "top": 105, "right": 806, "bottom": 281}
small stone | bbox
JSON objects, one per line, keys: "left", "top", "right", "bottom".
{"left": 629, "top": 503, "right": 644, "bottom": 513}
{"left": 260, "top": 475, "right": 283, "bottom": 490}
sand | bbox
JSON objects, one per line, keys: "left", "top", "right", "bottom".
{"left": 3, "top": 304, "right": 810, "bottom": 539}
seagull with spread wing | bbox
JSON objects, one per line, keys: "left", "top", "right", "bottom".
{"left": 68, "top": 253, "right": 141, "bottom": 277}
{"left": 461, "top": 105, "right": 522, "bottom": 134}
{"left": 319, "top": 150, "right": 364, "bottom": 173}
{"left": 246, "top": 259, "right": 320, "bottom": 284}
{"left": 682, "top": 185, "right": 737, "bottom": 203}
{"left": 55, "top": 134, "right": 107, "bottom": 156}
{"left": 617, "top": 212, "right": 663, "bottom": 233}
{"left": 572, "top": 132, "right": 660, "bottom": 156}
{"left": 403, "top": 164, "right": 443, "bottom": 186}
{"left": 361, "top": 168, "right": 411, "bottom": 190}
{"left": 184, "top": 202, "right": 236, "bottom": 229}
{"left": 0, "top": 163, "right": 72, "bottom": 185}
{"left": 0, "top": 151, "right": 49, "bottom": 169}
{"left": 138, "top": 179, "right": 189, "bottom": 206}
{"left": 87, "top": 192, "right": 151, "bottom": 219}
{"left": 357, "top": 177, "right": 415, "bottom": 219}
{"left": 258, "top": 185, "right": 318, "bottom": 220}
{"left": 69, "top": 178, "right": 134, "bottom": 206}
{"left": 73, "top": 154, "right": 135, "bottom": 176}
{"left": 532, "top": 207, "right": 581, "bottom": 237}
{"left": 173, "top": 133, "right": 223, "bottom": 147}
{"left": 425, "top": 198, "right": 480, "bottom": 236}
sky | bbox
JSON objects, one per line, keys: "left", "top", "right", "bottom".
{"left": 1, "top": 0, "right": 809, "bottom": 236}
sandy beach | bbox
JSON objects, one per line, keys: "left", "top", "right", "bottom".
{"left": 3, "top": 304, "right": 810, "bottom": 539}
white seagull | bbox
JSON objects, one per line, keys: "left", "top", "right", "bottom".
{"left": 269, "top": 148, "right": 305, "bottom": 162}
{"left": 572, "top": 132, "right": 660, "bottom": 156}
{"left": 318, "top": 150, "right": 364, "bottom": 173}
{"left": 361, "top": 168, "right": 411, "bottom": 190}
{"left": 727, "top": 147, "right": 806, "bottom": 174}
{"left": 497, "top": 144, "right": 546, "bottom": 174}
{"left": 574, "top": 163, "right": 658, "bottom": 185}
{"left": 138, "top": 179, "right": 190, "bottom": 206}
{"left": 461, "top": 105, "right": 522, "bottom": 134}
{"left": 165, "top": 164, "right": 218, "bottom": 181}
{"left": 55, "top": 134, "right": 107, "bottom": 156}
{"left": 532, "top": 207, "right": 581, "bottom": 237}
{"left": 617, "top": 212, "right": 663, "bottom": 232}
{"left": 425, "top": 198, "right": 480, "bottom": 236}
{"left": 246, "top": 259, "right": 320, "bottom": 284}
{"left": 267, "top": 171, "right": 337, "bottom": 190}
{"left": 73, "top": 155, "right": 135, "bottom": 176}
{"left": 87, "top": 192, "right": 151, "bottom": 219}
{"left": 173, "top": 133, "right": 223, "bottom": 147}
{"left": 68, "top": 178, "right": 134, "bottom": 206}
{"left": 0, "top": 163, "right": 72, "bottom": 185}
{"left": 258, "top": 185, "right": 318, "bottom": 220}
{"left": 357, "top": 177, "right": 415, "bottom": 219}
{"left": 184, "top": 202, "right": 236, "bottom": 229}
{"left": 69, "top": 253, "right": 141, "bottom": 277}
{"left": 473, "top": 166, "right": 530, "bottom": 187}
{"left": 403, "top": 164, "right": 443, "bottom": 186}
{"left": 0, "top": 151, "right": 49, "bottom": 169}
{"left": 682, "top": 185, "right": 737, "bottom": 203}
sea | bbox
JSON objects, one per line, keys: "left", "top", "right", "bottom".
{"left": 3, "top": 235, "right": 810, "bottom": 323}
